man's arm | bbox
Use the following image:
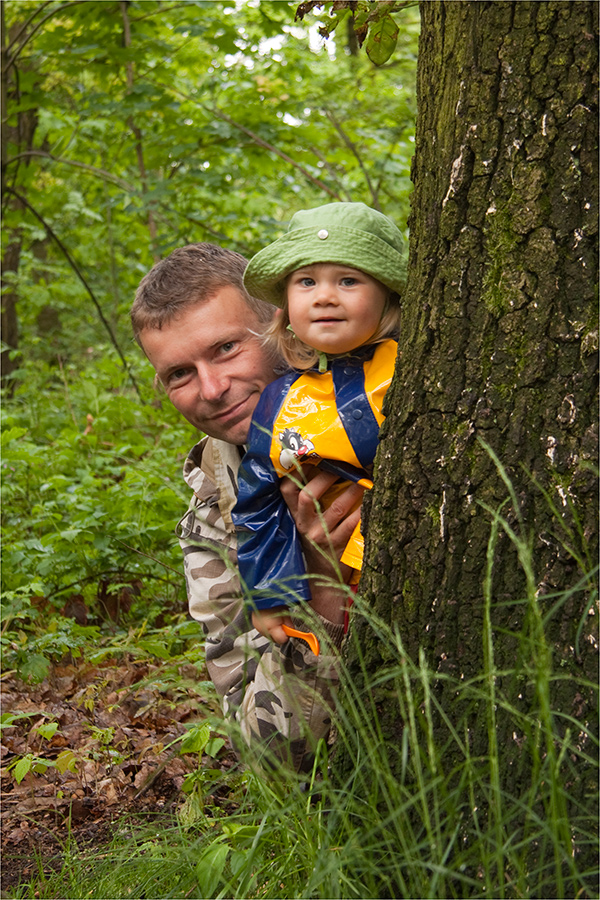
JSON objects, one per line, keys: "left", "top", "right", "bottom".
{"left": 179, "top": 437, "right": 348, "bottom": 772}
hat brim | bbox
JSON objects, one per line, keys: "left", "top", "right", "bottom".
{"left": 244, "top": 227, "right": 406, "bottom": 308}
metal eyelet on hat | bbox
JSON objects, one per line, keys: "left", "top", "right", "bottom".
{"left": 317, "top": 229, "right": 329, "bottom": 239}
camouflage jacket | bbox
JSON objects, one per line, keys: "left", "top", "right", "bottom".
{"left": 177, "top": 436, "right": 345, "bottom": 772}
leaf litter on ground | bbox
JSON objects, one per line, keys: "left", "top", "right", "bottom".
{"left": 0, "top": 650, "right": 238, "bottom": 895}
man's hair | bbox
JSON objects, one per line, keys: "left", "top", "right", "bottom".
{"left": 131, "top": 242, "right": 274, "bottom": 343}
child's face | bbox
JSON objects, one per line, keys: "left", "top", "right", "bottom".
{"left": 286, "top": 263, "right": 387, "bottom": 355}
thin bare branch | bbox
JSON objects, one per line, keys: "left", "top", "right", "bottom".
{"left": 2, "top": 1, "right": 88, "bottom": 74}
{"left": 5, "top": 150, "right": 134, "bottom": 191}
{"left": 120, "top": 0, "right": 159, "bottom": 262}
{"left": 129, "top": 3, "right": 193, "bottom": 25}
{"left": 6, "top": 186, "right": 146, "bottom": 404}
{"left": 174, "top": 210, "right": 236, "bottom": 244}
{"left": 211, "top": 103, "right": 342, "bottom": 200}
{"left": 143, "top": 76, "right": 342, "bottom": 201}
{"left": 307, "top": 145, "right": 352, "bottom": 200}
{"left": 3, "top": 0, "right": 54, "bottom": 56}
{"left": 8, "top": 150, "right": 236, "bottom": 252}
{"left": 325, "top": 108, "right": 381, "bottom": 209}
{"left": 44, "top": 569, "right": 177, "bottom": 602}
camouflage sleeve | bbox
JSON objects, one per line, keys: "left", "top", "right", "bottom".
{"left": 178, "top": 437, "right": 345, "bottom": 773}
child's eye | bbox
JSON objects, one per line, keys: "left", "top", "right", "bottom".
{"left": 300, "top": 277, "right": 315, "bottom": 287}
{"left": 341, "top": 277, "right": 358, "bottom": 286}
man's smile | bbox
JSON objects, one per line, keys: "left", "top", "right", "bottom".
{"left": 211, "top": 395, "right": 253, "bottom": 423}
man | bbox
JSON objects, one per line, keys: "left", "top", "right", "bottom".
{"left": 131, "top": 243, "right": 364, "bottom": 772}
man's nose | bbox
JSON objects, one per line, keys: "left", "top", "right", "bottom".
{"left": 197, "top": 365, "right": 229, "bottom": 402}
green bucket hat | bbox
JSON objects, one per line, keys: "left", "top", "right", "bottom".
{"left": 243, "top": 202, "right": 406, "bottom": 308}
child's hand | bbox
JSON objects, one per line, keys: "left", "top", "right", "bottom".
{"left": 252, "top": 607, "right": 292, "bottom": 645}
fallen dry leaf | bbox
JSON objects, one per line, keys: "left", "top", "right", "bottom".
{"left": 1, "top": 650, "right": 235, "bottom": 899}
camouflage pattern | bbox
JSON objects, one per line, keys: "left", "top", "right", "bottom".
{"left": 177, "top": 436, "right": 345, "bottom": 772}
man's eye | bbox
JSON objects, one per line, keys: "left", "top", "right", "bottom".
{"left": 167, "top": 368, "right": 188, "bottom": 384}
{"left": 220, "top": 341, "right": 237, "bottom": 354}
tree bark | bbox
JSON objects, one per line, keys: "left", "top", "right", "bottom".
{"left": 1, "top": 239, "right": 21, "bottom": 380}
{"left": 348, "top": 0, "right": 598, "bottom": 876}
{"left": 1, "top": 6, "right": 39, "bottom": 384}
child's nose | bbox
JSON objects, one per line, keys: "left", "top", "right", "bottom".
{"left": 314, "top": 283, "right": 339, "bottom": 304}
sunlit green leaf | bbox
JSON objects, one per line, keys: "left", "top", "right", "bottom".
{"left": 13, "top": 755, "right": 33, "bottom": 784}
{"left": 196, "top": 841, "right": 229, "bottom": 898}
{"left": 365, "top": 13, "right": 399, "bottom": 66}
{"left": 180, "top": 722, "right": 211, "bottom": 754}
{"left": 55, "top": 749, "right": 78, "bottom": 774}
{"left": 35, "top": 721, "right": 59, "bottom": 741}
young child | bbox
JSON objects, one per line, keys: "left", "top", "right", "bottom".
{"left": 232, "top": 202, "right": 405, "bottom": 649}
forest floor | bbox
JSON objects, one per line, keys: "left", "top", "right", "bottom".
{"left": 0, "top": 652, "right": 237, "bottom": 896}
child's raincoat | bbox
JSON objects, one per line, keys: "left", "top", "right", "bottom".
{"left": 232, "top": 339, "right": 397, "bottom": 610}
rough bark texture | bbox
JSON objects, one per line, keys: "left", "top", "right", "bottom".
{"left": 347, "top": 0, "right": 598, "bottom": 865}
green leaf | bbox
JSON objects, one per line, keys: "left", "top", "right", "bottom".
{"left": 178, "top": 791, "right": 205, "bottom": 827}
{"left": 13, "top": 755, "right": 33, "bottom": 784}
{"left": 0, "top": 711, "right": 33, "bottom": 729}
{"left": 366, "top": 13, "right": 399, "bottom": 66}
{"left": 205, "top": 737, "right": 226, "bottom": 758}
{"left": 180, "top": 771, "right": 198, "bottom": 794}
{"left": 196, "top": 841, "right": 229, "bottom": 898}
{"left": 35, "top": 721, "right": 59, "bottom": 741}
{"left": 180, "top": 721, "right": 211, "bottom": 754}
{"left": 229, "top": 849, "right": 248, "bottom": 879}
{"left": 1, "top": 426, "right": 28, "bottom": 446}
{"left": 55, "top": 749, "right": 78, "bottom": 774}
{"left": 19, "top": 653, "right": 51, "bottom": 684}
{"left": 222, "top": 823, "right": 260, "bottom": 846}
{"left": 137, "top": 638, "right": 172, "bottom": 660}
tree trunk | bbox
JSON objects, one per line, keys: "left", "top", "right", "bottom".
{"left": 347, "top": 0, "right": 598, "bottom": 882}
{"left": 1, "top": 7, "right": 19, "bottom": 383}
{"left": 1, "top": 241, "right": 20, "bottom": 383}
{"left": 1, "top": 6, "right": 40, "bottom": 384}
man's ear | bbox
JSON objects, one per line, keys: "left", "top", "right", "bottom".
{"left": 274, "top": 308, "right": 283, "bottom": 320}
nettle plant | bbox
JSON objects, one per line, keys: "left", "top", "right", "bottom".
{"left": 1, "top": 348, "right": 199, "bottom": 680}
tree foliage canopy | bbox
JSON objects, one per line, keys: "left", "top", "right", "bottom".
{"left": 2, "top": 0, "right": 417, "bottom": 362}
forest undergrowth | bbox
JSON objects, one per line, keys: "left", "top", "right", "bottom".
{"left": 2, "top": 353, "right": 598, "bottom": 899}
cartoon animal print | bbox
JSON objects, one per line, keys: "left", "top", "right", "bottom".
{"left": 278, "top": 427, "right": 316, "bottom": 470}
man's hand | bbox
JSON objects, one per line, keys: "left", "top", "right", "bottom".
{"left": 281, "top": 469, "right": 364, "bottom": 625}
{"left": 252, "top": 607, "right": 292, "bottom": 645}
{"left": 281, "top": 468, "right": 364, "bottom": 578}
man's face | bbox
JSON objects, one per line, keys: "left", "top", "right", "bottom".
{"left": 140, "top": 286, "right": 277, "bottom": 445}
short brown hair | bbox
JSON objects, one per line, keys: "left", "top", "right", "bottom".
{"left": 131, "top": 243, "right": 274, "bottom": 343}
